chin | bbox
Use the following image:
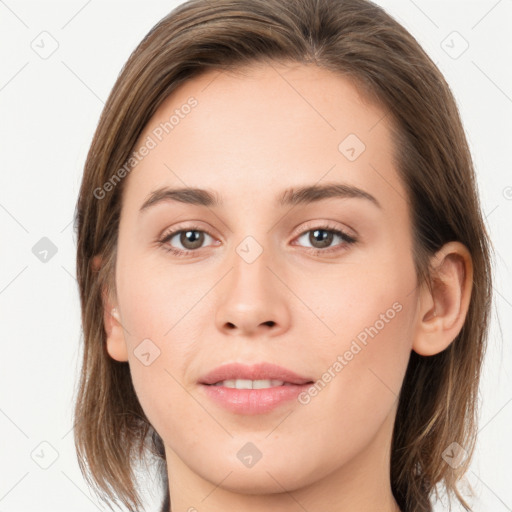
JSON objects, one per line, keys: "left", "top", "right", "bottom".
{"left": 201, "top": 464, "right": 311, "bottom": 495}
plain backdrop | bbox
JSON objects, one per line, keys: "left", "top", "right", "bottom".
{"left": 0, "top": 1, "right": 511, "bottom": 511}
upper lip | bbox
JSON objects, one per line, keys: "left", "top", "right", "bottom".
{"left": 199, "top": 362, "right": 314, "bottom": 385}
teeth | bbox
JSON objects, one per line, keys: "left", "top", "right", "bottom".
{"left": 213, "top": 379, "right": 285, "bottom": 389}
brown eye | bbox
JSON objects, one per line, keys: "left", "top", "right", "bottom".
{"left": 295, "top": 227, "right": 355, "bottom": 251}
{"left": 160, "top": 228, "right": 215, "bottom": 254}
{"left": 308, "top": 229, "right": 334, "bottom": 249}
{"left": 178, "top": 230, "right": 205, "bottom": 250}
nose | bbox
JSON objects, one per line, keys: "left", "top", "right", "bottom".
{"left": 214, "top": 243, "right": 291, "bottom": 338}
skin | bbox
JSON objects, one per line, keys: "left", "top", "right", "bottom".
{"left": 99, "top": 62, "right": 473, "bottom": 512}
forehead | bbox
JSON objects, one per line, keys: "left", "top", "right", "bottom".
{"left": 121, "top": 61, "right": 404, "bottom": 214}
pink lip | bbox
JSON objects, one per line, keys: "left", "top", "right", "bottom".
{"left": 199, "top": 362, "right": 313, "bottom": 385}
{"left": 199, "top": 362, "right": 314, "bottom": 415}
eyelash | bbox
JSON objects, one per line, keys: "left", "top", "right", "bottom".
{"left": 157, "top": 222, "right": 357, "bottom": 258}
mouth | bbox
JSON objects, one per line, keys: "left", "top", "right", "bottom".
{"left": 199, "top": 362, "right": 315, "bottom": 415}
{"left": 199, "top": 361, "right": 314, "bottom": 386}
{"left": 206, "top": 379, "right": 311, "bottom": 389}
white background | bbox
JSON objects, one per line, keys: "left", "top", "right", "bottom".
{"left": 0, "top": 1, "right": 511, "bottom": 511}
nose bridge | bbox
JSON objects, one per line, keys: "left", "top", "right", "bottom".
{"left": 226, "top": 198, "right": 276, "bottom": 286}
{"left": 214, "top": 231, "right": 291, "bottom": 336}
{"left": 230, "top": 233, "right": 276, "bottom": 304}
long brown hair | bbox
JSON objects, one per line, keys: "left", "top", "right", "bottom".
{"left": 73, "top": 1, "right": 493, "bottom": 511}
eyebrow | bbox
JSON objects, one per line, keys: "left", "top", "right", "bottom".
{"left": 139, "top": 182, "right": 381, "bottom": 213}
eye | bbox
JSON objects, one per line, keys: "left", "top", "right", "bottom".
{"left": 293, "top": 223, "right": 357, "bottom": 254}
{"left": 158, "top": 225, "right": 217, "bottom": 257}
{"left": 158, "top": 222, "right": 357, "bottom": 258}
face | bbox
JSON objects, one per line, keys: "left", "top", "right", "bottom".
{"left": 108, "top": 62, "right": 421, "bottom": 494}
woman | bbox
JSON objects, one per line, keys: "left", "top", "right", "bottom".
{"left": 73, "top": 0, "right": 493, "bottom": 511}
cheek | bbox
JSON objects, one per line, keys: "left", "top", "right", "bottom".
{"left": 117, "top": 252, "right": 207, "bottom": 343}
{"left": 289, "top": 246, "right": 417, "bottom": 421}
{"left": 282, "top": 276, "right": 415, "bottom": 478}
{"left": 114, "top": 258, "right": 197, "bottom": 421}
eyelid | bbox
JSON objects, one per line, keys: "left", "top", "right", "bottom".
{"left": 158, "top": 219, "right": 357, "bottom": 256}
{"left": 290, "top": 219, "right": 357, "bottom": 241}
{"left": 158, "top": 221, "right": 220, "bottom": 242}
{"left": 159, "top": 220, "right": 354, "bottom": 243}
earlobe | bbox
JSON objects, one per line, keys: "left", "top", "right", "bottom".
{"left": 93, "top": 254, "right": 129, "bottom": 362}
{"left": 105, "top": 306, "right": 129, "bottom": 362}
{"left": 412, "top": 242, "right": 473, "bottom": 356}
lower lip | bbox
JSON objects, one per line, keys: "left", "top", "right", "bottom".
{"left": 200, "top": 383, "right": 312, "bottom": 415}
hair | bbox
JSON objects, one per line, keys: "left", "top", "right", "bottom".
{"left": 73, "top": 1, "right": 493, "bottom": 511}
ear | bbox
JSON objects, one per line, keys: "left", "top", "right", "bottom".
{"left": 92, "top": 255, "right": 129, "bottom": 362}
{"left": 412, "top": 241, "right": 473, "bottom": 356}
